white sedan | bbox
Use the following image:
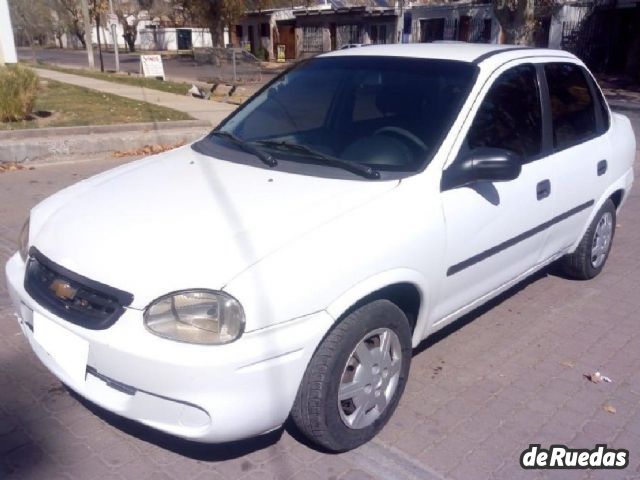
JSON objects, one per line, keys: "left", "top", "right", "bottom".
{"left": 6, "top": 43, "right": 635, "bottom": 452}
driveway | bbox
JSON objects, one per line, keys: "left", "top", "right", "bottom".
{"left": 1, "top": 141, "right": 639, "bottom": 479}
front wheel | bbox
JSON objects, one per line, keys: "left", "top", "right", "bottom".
{"left": 559, "top": 199, "right": 616, "bottom": 280}
{"left": 291, "top": 299, "right": 412, "bottom": 452}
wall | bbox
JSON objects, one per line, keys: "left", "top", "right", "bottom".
{"left": 138, "top": 28, "right": 227, "bottom": 51}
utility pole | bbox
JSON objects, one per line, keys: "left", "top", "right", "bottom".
{"left": 80, "top": 0, "right": 95, "bottom": 68}
{"left": 108, "top": 0, "right": 119, "bottom": 72}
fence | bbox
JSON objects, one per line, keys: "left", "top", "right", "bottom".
{"left": 560, "top": 14, "right": 609, "bottom": 72}
{"left": 193, "top": 47, "right": 262, "bottom": 84}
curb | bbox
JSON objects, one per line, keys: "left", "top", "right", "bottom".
{"left": 0, "top": 123, "right": 210, "bottom": 164}
{"left": 0, "top": 119, "right": 210, "bottom": 141}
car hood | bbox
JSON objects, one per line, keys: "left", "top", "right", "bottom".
{"left": 31, "top": 146, "right": 399, "bottom": 309}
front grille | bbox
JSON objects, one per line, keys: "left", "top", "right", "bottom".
{"left": 24, "top": 248, "right": 134, "bottom": 330}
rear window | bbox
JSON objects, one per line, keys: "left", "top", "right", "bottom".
{"left": 545, "top": 63, "right": 597, "bottom": 149}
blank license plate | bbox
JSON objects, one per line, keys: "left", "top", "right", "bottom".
{"left": 33, "top": 310, "right": 89, "bottom": 385}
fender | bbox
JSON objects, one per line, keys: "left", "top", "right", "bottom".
{"left": 326, "top": 268, "right": 430, "bottom": 348}
{"left": 569, "top": 167, "right": 634, "bottom": 253}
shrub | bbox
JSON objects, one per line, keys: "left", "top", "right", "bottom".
{"left": 0, "top": 65, "right": 39, "bottom": 122}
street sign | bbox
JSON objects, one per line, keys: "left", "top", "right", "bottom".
{"left": 106, "top": 13, "right": 118, "bottom": 29}
{"left": 140, "top": 55, "right": 165, "bottom": 80}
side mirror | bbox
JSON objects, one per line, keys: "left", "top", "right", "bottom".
{"left": 441, "top": 148, "right": 522, "bottom": 191}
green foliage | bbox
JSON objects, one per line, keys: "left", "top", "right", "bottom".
{"left": 255, "top": 47, "right": 269, "bottom": 61}
{"left": 0, "top": 65, "right": 40, "bottom": 122}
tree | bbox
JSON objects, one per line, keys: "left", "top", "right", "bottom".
{"left": 150, "top": 0, "right": 197, "bottom": 27}
{"left": 187, "top": 0, "right": 246, "bottom": 48}
{"left": 492, "top": 0, "right": 535, "bottom": 45}
{"left": 8, "top": 0, "right": 54, "bottom": 47}
{"left": 114, "top": 0, "right": 153, "bottom": 52}
{"left": 51, "top": 0, "right": 87, "bottom": 47}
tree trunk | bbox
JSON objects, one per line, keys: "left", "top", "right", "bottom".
{"left": 205, "top": 0, "right": 225, "bottom": 48}
{"left": 492, "top": 0, "right": 536, "bottom": 45}
{"left": 73, "top": 19, "right": 86, "bottom": 48}
{"left": 75, "top": 30, "right": 86, "bottom": 48}
{"left": 95, "top": 14, "right": 104, "bottom": 72}
{"left": 125, "top": 34, "right": 136, "bottom": 52}
{"left": 208, "top": 21, "right": 224, "bottom": 48}
{"left": 124, "top": 26, "right": 137, "bottom": 52}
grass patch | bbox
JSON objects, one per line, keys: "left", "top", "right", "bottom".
{"left": 0, "top": 79, "right": 191, "bottom": 130}
{"left": 34, "top": 63, "right": 192, "bottom": 95}
{"left": 0, "top": 65, "right": 39, "bottom": 121}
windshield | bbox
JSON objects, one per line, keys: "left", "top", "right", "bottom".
{"left": 200, "top": 56, "right": 477, "bottom": 178}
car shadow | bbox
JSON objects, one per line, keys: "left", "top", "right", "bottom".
{"left": 67, "top": 390, "right": 284, "bottom": 461}
{"left": 413, "top": 265, "right": 551, "bottom": 356}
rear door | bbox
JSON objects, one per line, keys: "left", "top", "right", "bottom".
{"left": 538, "top": 62, "right": 612, "bottom": 259}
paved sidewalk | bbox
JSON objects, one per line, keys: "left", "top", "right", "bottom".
{"left": 1, "top": 159, "right": 639, "bottom": 478}
{"left": 34, "top": 68, "right": 237, "bottom": 126}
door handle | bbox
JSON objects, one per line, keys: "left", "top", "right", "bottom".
{"left": 536, "top": 179, "right": 551, "bottom": 200}
{"left": 597, "top": 159, "right": 608, "bottom": 176}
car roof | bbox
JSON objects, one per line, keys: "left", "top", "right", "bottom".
{"left": 320, "top": 42, "right": 577, "bottom": 66}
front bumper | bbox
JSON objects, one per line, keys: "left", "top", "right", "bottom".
{"left": 5, "top": 252, "right": 334, "bottom": 442}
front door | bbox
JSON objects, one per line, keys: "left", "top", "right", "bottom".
{"left": 277, "top": 23, "right": 296, "bottom": 59}
{"left": 433, "top": 63, "right": 554, "bottom": 323}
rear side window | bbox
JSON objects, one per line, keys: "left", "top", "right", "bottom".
{"left": 466, "top": 64, "right": 542, "bottom": 159}
{"left": 545, "top": 63, "right": 596, "bottom": 148}
{"left": 586, "top": 72, "right": 611, "bottom": 133}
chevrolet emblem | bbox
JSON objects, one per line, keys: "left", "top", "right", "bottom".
{"left": 50, "top": 279, "right": 78, "bottom": 301}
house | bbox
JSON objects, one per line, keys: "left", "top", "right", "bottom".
{"left": 293, "top": 5, "right": 400, "bottom": 58}
{"left": 230, "top": 3, "right": 400, "bottom": 61}
{"left": 232, "top": 8, "right": 296, "bottom": 61}
{"left": 410, "top": 2, "right": 499, "bottom": 44}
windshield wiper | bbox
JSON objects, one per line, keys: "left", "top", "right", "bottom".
{"left": 257, "top": 140, "right": 380, "bottom": 180}
{"left": 209, "top": 131, "right": 277, "bottom": 167}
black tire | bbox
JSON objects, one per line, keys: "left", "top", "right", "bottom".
{"left": 559, "top": 199, "right": 616, "bottom": 280}
{"left": 291, "top": 299, "right": 412, "bottom": 452}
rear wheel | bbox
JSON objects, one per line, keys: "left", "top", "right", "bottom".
{"left": 559, "top": 199, "right": 616, "bottom": 280}
{"left": 291, "top": 299, "right": 412, "bottom": 452}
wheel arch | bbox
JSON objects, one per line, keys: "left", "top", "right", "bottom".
{"left": 569, "top": 168, "right": 632, "bottom": 253}
{"left": 610, "top": 188, "right": 625, "bottom": 210}
{"left": 326, "top": 269, "right": 429, "bottom": 348}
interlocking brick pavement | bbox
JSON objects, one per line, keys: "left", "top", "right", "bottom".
{"left": 1, "top": 114, "right": 640, "bottom": 480}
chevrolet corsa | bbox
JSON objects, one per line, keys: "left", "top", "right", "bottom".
{"left": 6, "top": 44, "right": 635, "bottom": 452}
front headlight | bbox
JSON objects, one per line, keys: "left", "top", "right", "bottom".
{"left": 144, "top": 290, "right": 245, "bottom": 345}
{"left": 19, "top": 217, "right": 30, "bottom": 262}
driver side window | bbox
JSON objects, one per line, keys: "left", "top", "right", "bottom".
{"left": 466, "top": 64, "right": 542, "bottom": 160}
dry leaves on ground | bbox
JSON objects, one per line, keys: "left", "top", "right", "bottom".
{"left": 0, "top": 162, "right": 35, "bottom": 173}
{"left": 112, "top": 142, "right": 186, "bottom": 158}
